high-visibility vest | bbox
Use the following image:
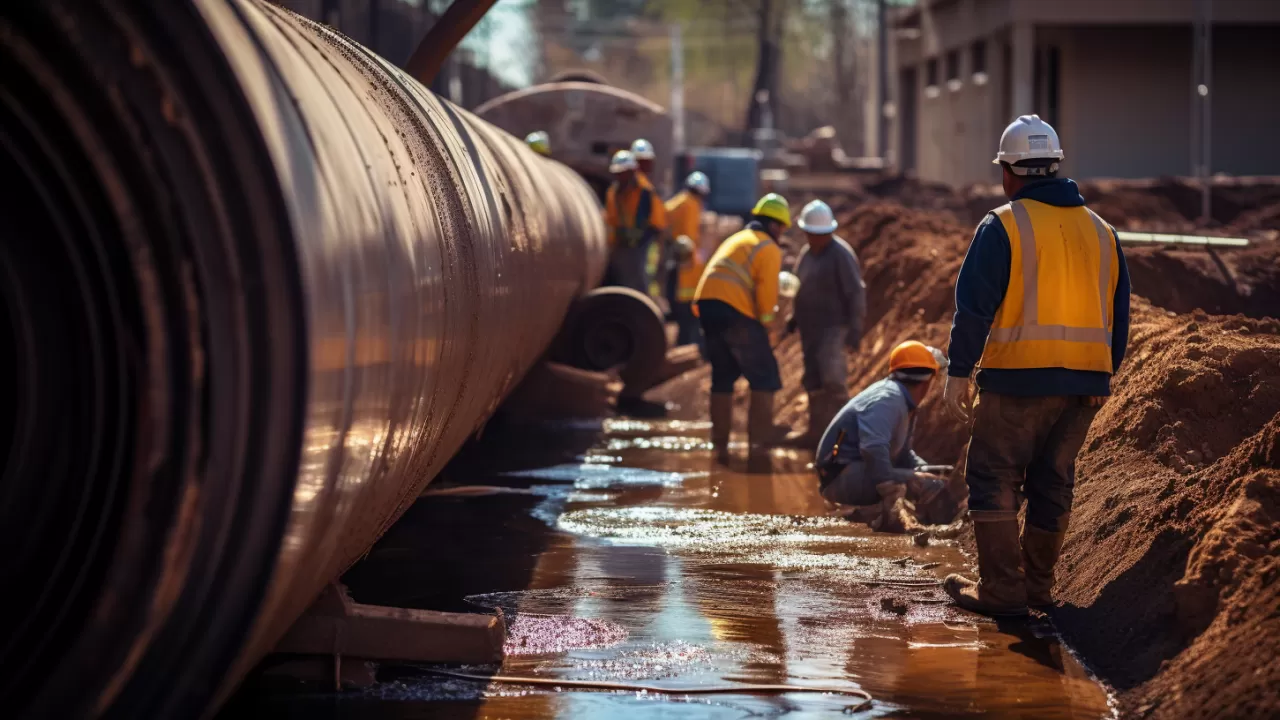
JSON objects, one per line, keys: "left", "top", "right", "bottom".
{"left": 694, "top": 227, "right": 781, "bottom": 322}
{"left": 665, "top": 191, "right": 705, "bottom": 302}
{"left": 980, "top": 199, "right": 1120, "bottom": 372}
{"left": 605, "top": 180, "right": 657, "bottom": 248}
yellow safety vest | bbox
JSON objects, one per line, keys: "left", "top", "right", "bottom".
{"left": 980, "top": 199, "right": 1120, "bottom": 372}
{"left": 694, "top": 228, "right": 781, "bottom": 322}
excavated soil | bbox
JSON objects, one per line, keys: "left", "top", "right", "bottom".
{"left": 660, "top": 184, "right": 1280, "bottom": 719}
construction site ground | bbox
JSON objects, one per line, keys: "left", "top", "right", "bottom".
{"left": 228, "top": 177, "right": 1279, "bottom": 720}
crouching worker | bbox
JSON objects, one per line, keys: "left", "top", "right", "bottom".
{"left": 814, "top": 341, "right": 948, "bottom": 514}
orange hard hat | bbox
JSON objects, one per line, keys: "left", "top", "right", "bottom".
{"left": 889, "top": 340, "right": 942, "bottom": 374}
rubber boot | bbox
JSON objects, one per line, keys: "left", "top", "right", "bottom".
{"left": 869, "top": 481, "right": 907, "bottom": 532}
{"left": 1023, "top": 513, "right": 1070, "bottom": 611}
{"left": 710, "top": 392, "right": 733, "bottom": 460}
{"left": 747, "top": 391, "right": 788, "bottom": 449}
{"left": 943, "top": 513, "right": 1029, "bottom": 617}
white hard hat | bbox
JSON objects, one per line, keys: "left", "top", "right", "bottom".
{"left": 796, "top": 199, "right": 838, "bottom": 234}
{"left": 993, "top": 114, "right": 1064, "bottom": 175}
{"left": 685, "top": 171, "right": 710, "bottom": 195}
{"left": 778, "top": 271, "right": 801, "bottom": 299}
{"left": 630, "top": 138, "right": 656, "bottom": 160}
{"left": 609, "top": 149, "right": 638, "bottom": 173}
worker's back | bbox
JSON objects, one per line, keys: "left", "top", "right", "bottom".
{"left": 664, "top": 190, "right": 702, "bottom": 242}
{"left": 694, "top": 224, "right": 782, "bottom": 322}
{"left": 815, "top": 378, "right": 914, "bottom": 468}
{"left": 982, "top": 197, "right": 1120, "bottom": 374}
{"left": 666, "top": 191, "right": 705, "bottom": 302}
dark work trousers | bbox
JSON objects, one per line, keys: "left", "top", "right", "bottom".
{"left": 672, "top": 301, "right": 704, "bottom": 353}
{"left": 820, "top": 463, "right": 917, "bottom": 506}
{"left": 697, "top": 299, "right": 782, "bottom": 393}
{"left": 606, "top": 241, "right": 653, "bottom": 294}
{"left": 799, "top": 325, "right": 848, "bottom": 393}
{"left": 964, "top": 392, "right": 1102, "bottom": 532}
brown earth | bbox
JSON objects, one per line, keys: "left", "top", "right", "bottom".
{"left": 655, "top": 187, "right": 1280, "bottom": 719}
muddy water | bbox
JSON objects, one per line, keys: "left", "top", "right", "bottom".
{"left": 230, "top": 418, "right": 1113, "bottom": 719}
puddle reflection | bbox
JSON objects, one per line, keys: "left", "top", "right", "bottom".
{"left": 228, "top": 418, "right": 1113, "bottom": 719}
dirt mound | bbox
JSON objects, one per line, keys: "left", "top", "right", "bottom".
{"left": 1079, "top": 176, "right": 1280, "bottom": 237}
{"left": 1055, "top": 303, "right": 1280, "bottom": 720}
{"left": 1124, "top": 239, "right": 1280, "bottom": 319}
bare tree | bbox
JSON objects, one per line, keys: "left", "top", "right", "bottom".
{"left": 744, "top": 0, "right": 780, "bottom": 135}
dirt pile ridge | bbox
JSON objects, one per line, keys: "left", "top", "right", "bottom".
{"left": 1055, "top": 302, "right": 1280, "bottom": 720}
{"left": 661, "top": 195, "right": 1280, "bottom": 719}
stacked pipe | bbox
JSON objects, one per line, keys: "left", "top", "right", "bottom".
{"left": 0, "top": 1, "right": 606, "bottom": 717}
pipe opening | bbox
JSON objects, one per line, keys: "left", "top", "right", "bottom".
{"left": 0, "top": 51, "right": 138, "bottom": 708}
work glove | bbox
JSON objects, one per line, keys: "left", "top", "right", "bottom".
{"left": 942, "top": 374, "right": 973, "bottom": 422}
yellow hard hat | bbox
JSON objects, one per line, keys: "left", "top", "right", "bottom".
{"left": 525, "top": 130, "right": 551, "bottom": 156}
{"left": 751, "top": 193, "right": 791, "bottom": 227}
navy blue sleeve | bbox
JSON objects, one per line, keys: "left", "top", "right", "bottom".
{"left": 1110, "top": 227, "right": 1131, "bottom": 371}
{"left": 948, "top": 214, "right": 1011, "bottom": 378}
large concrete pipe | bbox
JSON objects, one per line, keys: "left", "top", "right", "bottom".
{"left": 0, "top": 1, "right": 606, "bottom": 717}
{"left": 475, "top": 82, "right": 675, "bottom": 197}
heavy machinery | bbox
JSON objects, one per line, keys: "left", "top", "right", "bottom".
{"left": 0, "top": 1, "right": 666, "bottom": 716}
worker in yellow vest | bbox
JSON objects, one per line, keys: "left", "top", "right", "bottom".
{"left": 603, "top": 149, "right": 667, "bottom": 293}
{"left": 666, "top": 171, "right": 711, "bottom": 349}
{"left": 694, "top": 193, "right": 791, "bottom": 458}
{"left": 942, "top": 115, "right": 1131, "bottom": 617}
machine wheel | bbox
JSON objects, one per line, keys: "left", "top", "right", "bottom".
{"left": 552, "top": 287, "right": 669, "bottom": 391}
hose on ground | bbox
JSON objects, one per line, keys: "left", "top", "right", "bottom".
{"left": 423, "top": 668, "right": 874, "bottom": 712}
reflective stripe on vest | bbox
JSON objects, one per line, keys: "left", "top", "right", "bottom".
{"left": 708, "top": 238, "right": 772, "bottom": 294}
{"left": 981, "top": 200, "right": 1119, "bottom": 372}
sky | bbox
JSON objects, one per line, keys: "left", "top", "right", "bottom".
{"left": 458, "top": 0, "right": 536, "bottom": 87}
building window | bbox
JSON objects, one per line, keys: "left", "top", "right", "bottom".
{"left": 971, "top": 40, "right": 989, "bottom": 86}
{"left": 972, "top": 41, "right": 987, "bottom": 74}
{"left": 925, "top": 57, "right": 940, "bottom": 98}
{"left": 945, "top": 49, "right": 962, "bottom": 91}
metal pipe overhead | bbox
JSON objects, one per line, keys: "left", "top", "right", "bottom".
{"left": 0, "top": 1, "right": 605, "bottom": 717}
{"left": 404, "top": 0, "right": 501, "bottom": 86}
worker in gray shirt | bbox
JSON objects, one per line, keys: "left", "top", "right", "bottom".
{"left": 815, "top": 341, "right": 948, "bottom": 512}
{"left": 784, "top": 199, "right": 867, "bottom": 448}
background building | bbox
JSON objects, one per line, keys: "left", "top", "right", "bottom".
{"left": 890, "top": 0, "right": 1280, "bottom": 186}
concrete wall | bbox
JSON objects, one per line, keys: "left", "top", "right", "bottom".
{"left": 894, "top": 4, "right": 1280, "bottom": 185}
{"left": 1057, "top": 25, "right": 1280, "bottom": 179}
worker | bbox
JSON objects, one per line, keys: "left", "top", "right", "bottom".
{"left": 694, "top": 193, "right": 791, "bottom": 457}
{"left": 941, "top": 115, "right": 1131, "bottom": 617}
{"left": 783, "top": 199, "right": 867, "bottom": 448}
{"left": 814, "top": 341, "right": 948, "bottom": 511}
{"left": 666, "top": 171, "right": 712, "bottom": 349}
{"left": 631, "top": 138, "right": 657, "bottom": 177}
{"left": 603, "top": 149, "right": 667, "bottom": 293}
{"left": 525, "top": 130, "right": 551, "bottom": 156}
{"left": 628, "top": 138, "right": 666, "bottom": 298}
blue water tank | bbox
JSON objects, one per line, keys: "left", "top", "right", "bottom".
{"left": 678, "top": 148, "right": 762, "bottom": 217}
